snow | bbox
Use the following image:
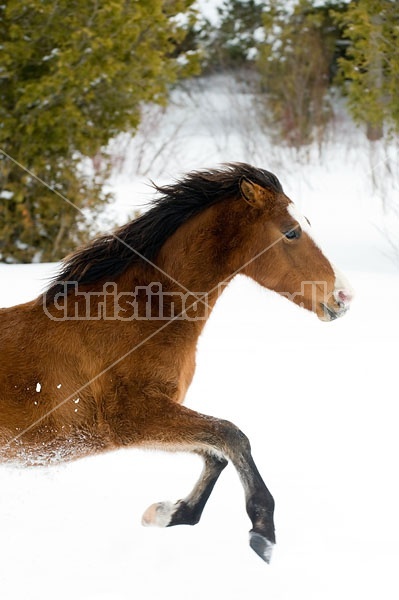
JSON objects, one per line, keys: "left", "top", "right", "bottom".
{"left": 1, "top": 74, "right": 399, "bottom": 599}
{"left": 194, "top": 0, "right": 221, "bottom": 24}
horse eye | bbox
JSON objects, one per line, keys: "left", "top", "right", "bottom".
{"left": 284, "top": 227, "right": 301, "bottom": 240}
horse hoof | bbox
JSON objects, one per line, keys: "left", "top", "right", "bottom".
{"left": 249, "top": 531, "right": 275, "bottom": 564}
{"left": 141, "top": 501, "right": 175, "bottom": 527}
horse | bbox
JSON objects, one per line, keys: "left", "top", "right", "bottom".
{"left": 0, "top": 163, "right": 353, "bottom": 562}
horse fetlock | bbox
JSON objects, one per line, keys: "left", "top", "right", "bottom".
{"left": 246, "top": 490, "right": 274, "bottom": 517}
{"left": 246, "top": 495, "right": 275, "bottom": 542}
{"left": 168, "top": 500, "right": 202, "bottom": 527}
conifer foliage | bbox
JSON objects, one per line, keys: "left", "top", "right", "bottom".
{"left": 333, "top": 0, "right": 399, "bottom": 140}
{"left": 200, "top": 0, "right": 398, "bottom": 146}
{"left": 0, "top": 0, "right": 197, "bottom": 262}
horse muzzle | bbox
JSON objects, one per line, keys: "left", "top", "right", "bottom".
{"left": 319, "top": 269, "right": 354, "bottom": 322}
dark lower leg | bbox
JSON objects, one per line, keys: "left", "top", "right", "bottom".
{"left": 142, "top": 452, "right": 227, "bottom": 527}
{"left": 169, "top": 452, "right": 228, "bottom": 525}
{"left": 237, "top": 452, "right": 276, "bottom": 561}
{"left": 216, "top": 422, "right": 275, "bottom": 561}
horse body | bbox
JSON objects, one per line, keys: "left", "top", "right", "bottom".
{"left": 0, "top": 293, "right": 197, "bottom": 462}
{"left": 0, "top": 164, "right": 353, "bottom": 561}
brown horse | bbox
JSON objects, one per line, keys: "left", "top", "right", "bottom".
{"left": 0, "top": 163, "right": 353, "bottom": 562}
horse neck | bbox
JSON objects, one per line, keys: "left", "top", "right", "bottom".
{"left": 152, "top": 199, "right": 247, "bottom": 303}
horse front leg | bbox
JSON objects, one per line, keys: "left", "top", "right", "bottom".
{"left": 131, "top": 401, "right": 275, "bottom": 563}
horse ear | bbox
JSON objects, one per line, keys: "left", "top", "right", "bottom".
{"left": 239, "top": 177, "right": 266, "bottom": 209}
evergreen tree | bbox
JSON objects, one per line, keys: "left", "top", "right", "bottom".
{"left": 0, "top": 0, "right": 197, "bottom": 262}
{"left": 199, "top": 0, "right": 266, "bottom": 71}
{"left": 333, "top": 0, "right": 399, "bottom": 140}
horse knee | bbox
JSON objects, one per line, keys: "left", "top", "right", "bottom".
{"left": 216, "top": 419, "right": 251, "bottom": 457}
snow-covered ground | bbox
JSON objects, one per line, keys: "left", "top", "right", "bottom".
{"left": 1, "top": 75, "right": 399, "bottom": 599}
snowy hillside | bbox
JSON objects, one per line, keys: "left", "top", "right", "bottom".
{"left": 1, "top": 75, "right": 399, "bottom": 600}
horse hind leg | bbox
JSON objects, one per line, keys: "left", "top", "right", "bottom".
{"left": 142, "top": 451, "right": 227, "bottom": 527}
{"left": 132, "top": 401, "right": 275, "bottom": 563}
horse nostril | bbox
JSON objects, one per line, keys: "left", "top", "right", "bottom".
{"left": 332, "top": 266, "right": 354, "bottom": 309}
{"left": 337, "top": 289, "right": 353, "bottom": 306}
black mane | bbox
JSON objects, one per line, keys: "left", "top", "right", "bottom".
{"left": 44, "top": 163, "right": 283, "bottom": 301}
